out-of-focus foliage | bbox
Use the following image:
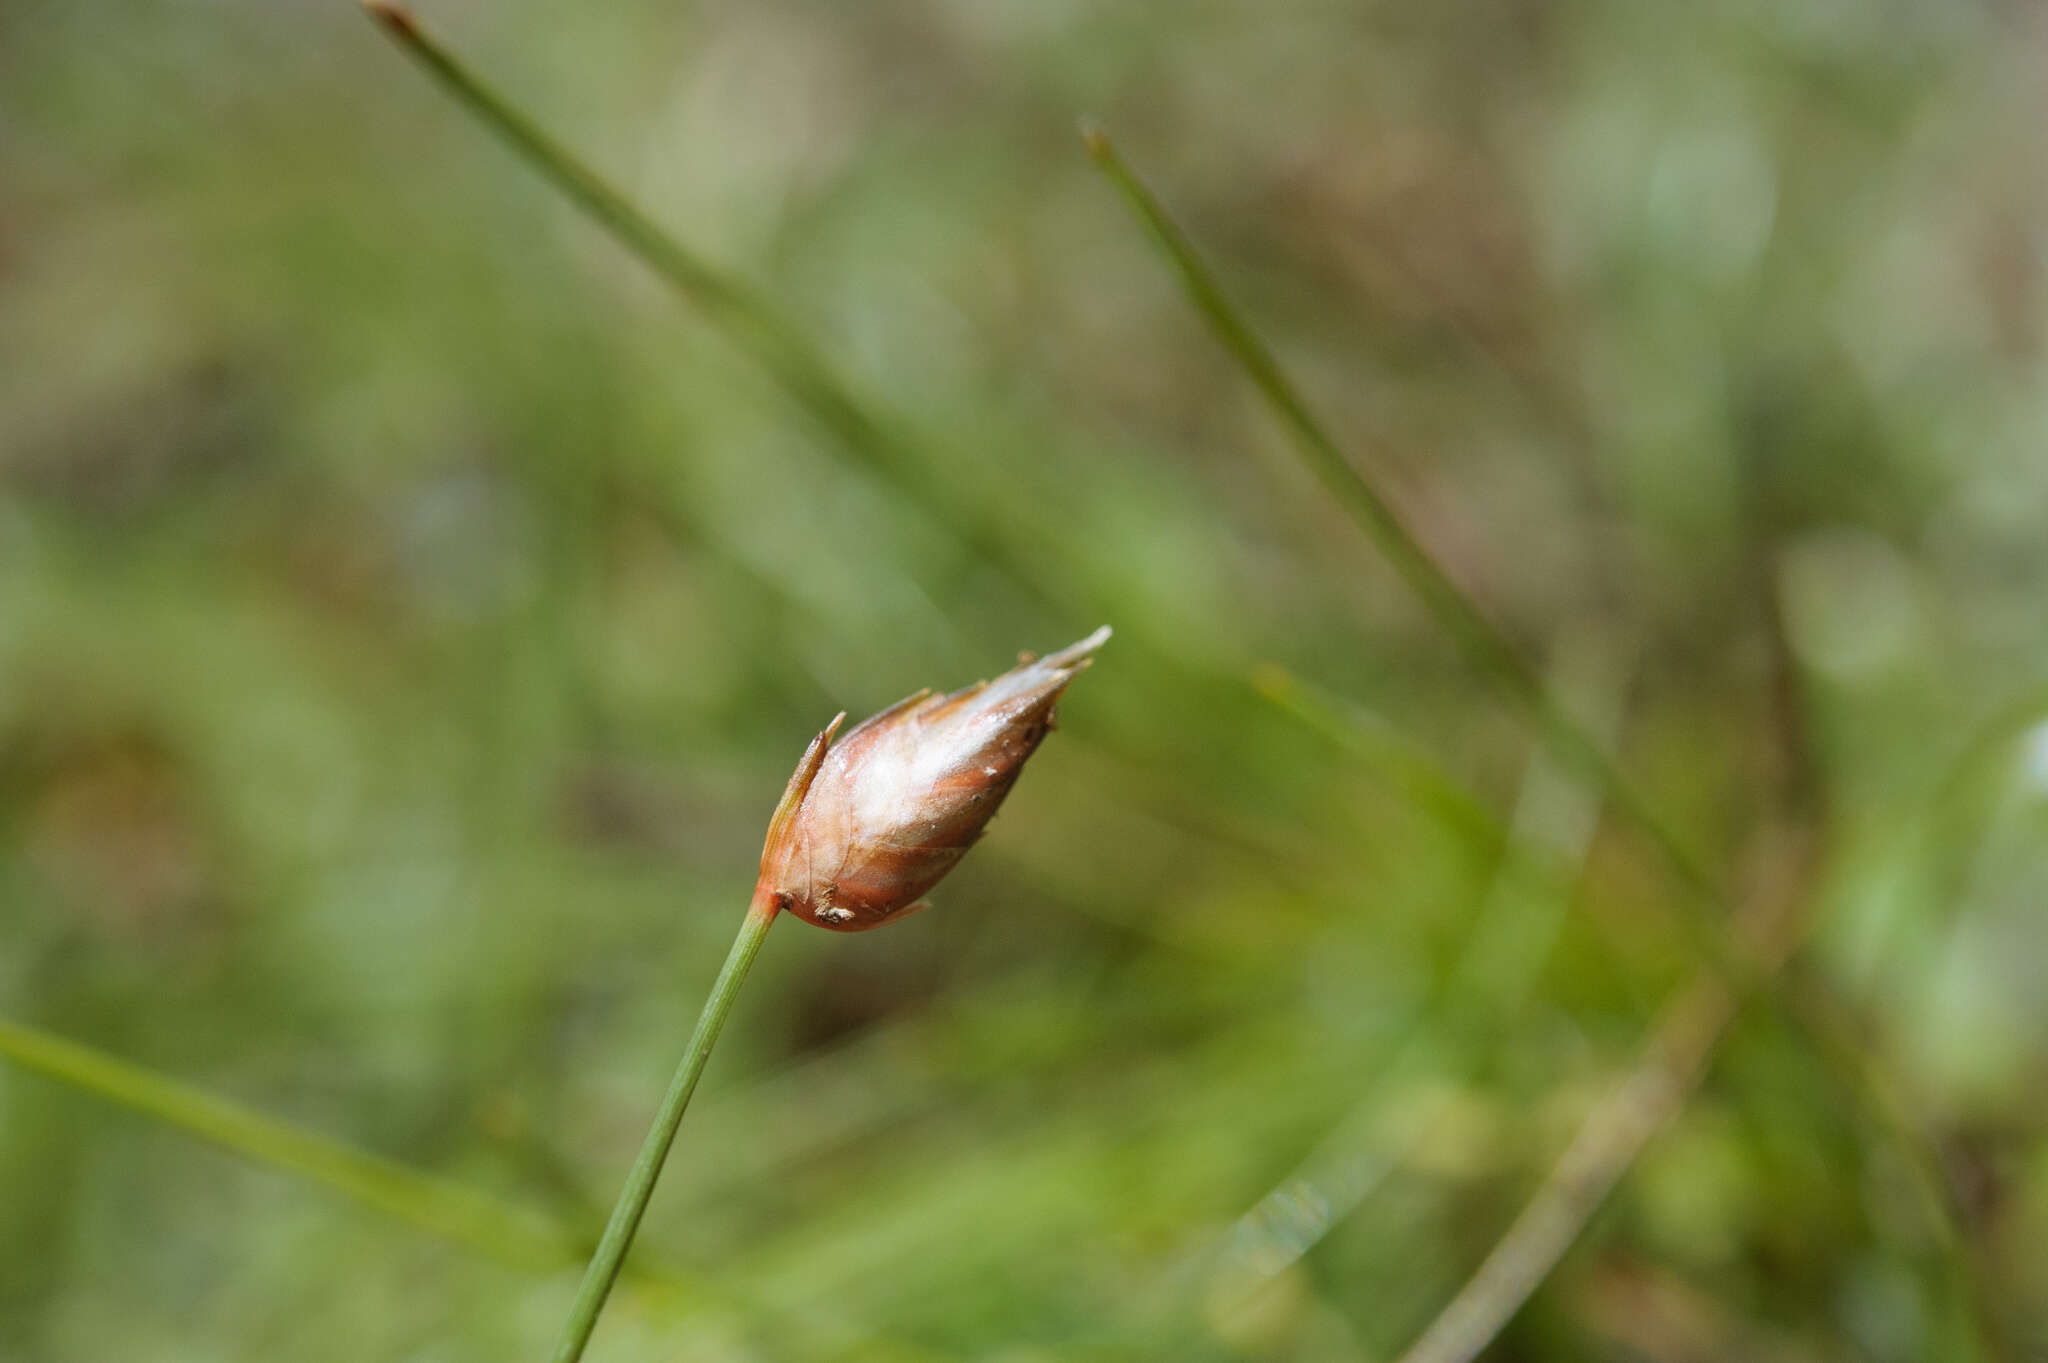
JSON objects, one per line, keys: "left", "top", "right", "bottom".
{"left": 4, "top": 0, "right": 2047, "bottom": 1359}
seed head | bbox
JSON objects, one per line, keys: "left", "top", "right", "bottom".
{"left": 758, "top": 627, "right": 1110, "bottom": 931}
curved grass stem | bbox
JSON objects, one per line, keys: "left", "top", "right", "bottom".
{"left": 550, "top": 891, "right": 781, "bottom": 1363}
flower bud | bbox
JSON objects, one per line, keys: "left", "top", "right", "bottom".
{"left": 758, "top": 626, "right": 1110, "bottom": 931}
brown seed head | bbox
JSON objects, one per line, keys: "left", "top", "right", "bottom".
{"left": 757, "top": 627, "right": 1110, "bottom": 931}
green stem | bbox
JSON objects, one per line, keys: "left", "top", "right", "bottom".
{"left": 361, "top": 2, "right": 873, "bottom": 446}
{"left": 358, "top": 2, "right": 1055, "bottom": 618}
{"left": 1083, "top": 124, "right": 1757, "bottom": 982}
{"left": 550, "top": 893, "right": 780, "bottom": 1363}
{"left": 1086, "top": 123, "right": 1995, "bottom": 1353}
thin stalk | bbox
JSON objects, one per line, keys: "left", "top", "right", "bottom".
{"left": 1253, "top": 662, "right": 1513, "bottom": 854}
{"left": 1081, "top": 124, "right": 1715, "bottom": 909}
{"left": 1085, "top": 123, "right": 1888, "bottom": 1073}
{"left": 1085, "top": 123, "right": 1991, "bottom": 1349}
{"left": 1215, "top": 635, "right": 1630, "bottom": 1288}
{"left": 551, "top": 891, "right": 780, "bottom": 1363}
{"left": 358, "top": 1, "right": 1059, "bottom": 627}
{"left": 1393, "top": 962, "right": 1744, "bottom": 1363}
{"left": 359, "top": 1, "right": 880, "bottom": 459}
{"left": 1393, "top": 819, "right": 1829, "bottom": 1363}
{"left": 361, "top": 0, "right": 1463, "bottom": 821}
{"left": 1392, "top": 511, "right": 1999, "bottom": 1363}
{"left": 0, "top": 1015, "right": 576, "bottom": 1272}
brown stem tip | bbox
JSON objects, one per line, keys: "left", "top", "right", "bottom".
{"left": 361, "top": 0, "right": 418, "bottom": 39}
{"left": 758, "top": 627, "right": 1111, "bottom": 932}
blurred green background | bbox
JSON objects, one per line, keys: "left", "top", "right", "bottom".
{"left": 4, "top": 0, "right": 2048, "bottom": 1359}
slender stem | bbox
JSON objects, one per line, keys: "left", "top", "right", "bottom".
{"left": 1396, "top": 964, "right": 1744, "bottom": 1363}
{"left": 1085, "top": 122, "right": 1994, "bottom": 1352}
{"left": 550, "top": 891, "right": 780, "bottom": 1363}
{"left": 1253, "top": 663, "right": 1512, "bottom": 853}
{"left": 357, "top": 2, "right": 1060, "bottom": 621}
{"left": 1083, "top": 125, "right": 1892, "bottom": 1064}
{"left": 1081, "top": 124, "right": 1716, "bottom": 907}
{"left": 1081, "top": 131, "right": 1516, "bottom": 705}
{"left": 362, "top": 2, "right": 879, "bottom": 447}
{"left": 1394, "top": 825, "right": 1819, "bottom": 1363}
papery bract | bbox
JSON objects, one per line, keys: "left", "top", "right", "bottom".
{"left": 758, "top": 626, "right": 1110, "bottom": 931}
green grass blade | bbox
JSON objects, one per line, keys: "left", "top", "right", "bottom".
{"left": 1252, "top": 662, "right": 1510, "bottom": 851}
{"left": 1086, "top": 123, "right": 1992, "bottom": 1349}
{"left": 0, "top": 1015, "right": 576, "bottom": 1272}
{"left": 360, "top": 2, "right": 1060, "bottom": 624}
{"left": 1083, "top": 123, "right": 1750, "bottom": 963}
{"left": 360, "top": 2, "right": 885, "bottom": 464}
{"left": 0, "top": 1015, "right": 962, "bottom": 1350}
{"left": 1080, "top": 127, "right": 1523, "bottom": 705}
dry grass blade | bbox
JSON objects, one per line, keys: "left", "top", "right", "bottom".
{"left": 1391, "top": 944, "right": 1759, "bottom": 1363}
{"left": 1391, "top": 822, "right": 1847, "bottom": 1363}
{"left": 1393, "top": 533, "right": 1997, "bottom": 1363}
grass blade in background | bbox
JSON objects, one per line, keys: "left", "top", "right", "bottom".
{"left": 359, "top": 2, "right": 887, "bottom": 465}
{"left": 0, "top": 1016, "right": 578, "bottom": 1273}
{"left": 359, "top": 1, "right": 1065, "bottom": 631}
{"left": 1080, "top": 123, "right": 1719, "bottom": 911}
{"left": 1392, "top": 833, "right": 1818, "bottom": 1363}
{"left": 0, "top": 1016, "right": 959, "bottom": 1358}
{"left": 1083, "top": 121, "right": 1992, "bottom": 1350}
{"left": 1188, "top": 633, "right": 1631, "bottom": 1296}
{"left": 1085, "top": 119, "right": 1863, "bottom": 1072}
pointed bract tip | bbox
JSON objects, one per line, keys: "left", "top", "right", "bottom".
{"left": 1043, "top": 625, "right": 1112, "bottom": 671}
{"left": 1078, "top": 119, "right": 1110, "bottom": 158}
{"left": 760, "top": 711, "right": 847, "bottom": 868}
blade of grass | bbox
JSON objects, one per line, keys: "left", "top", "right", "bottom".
{"left": 1081, "top": 123, "right": 1718, "bottom": 915}
{"left": 1253, "top": 662, "right": 1515, "bottom": 856}
{"left": 359, "top": 2, "right": 1518, "bottom": 881}
{"left": 0, "top": 1014, "right": 577, "bottom": 1273}
{"left": 0, "top": 1013, "right": 960, "bottom": 1356}
{"left": 360, "top": 1, "right": 886, "bottom": 467}
{"left": 1082, "top": 117, "right": 1902, "bottom": 1104}
{"left": 1391, "top": 827, "right": 1827, "bottom": 1363}
{"left": 359, "top": 1, "right": 1065, "bottom": 632}
{"left": 1086, "top": 123, "right": 1993, "bottom": 1351}
{"left": 1392, "top": 516, "right": 2000, "bottom": 1363}
{"left": 1393, "top": 957, "right": 1749, "bottom": 1363}
{"left": 1201, "top": 635, "right": 1628, "bottom": 1292}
